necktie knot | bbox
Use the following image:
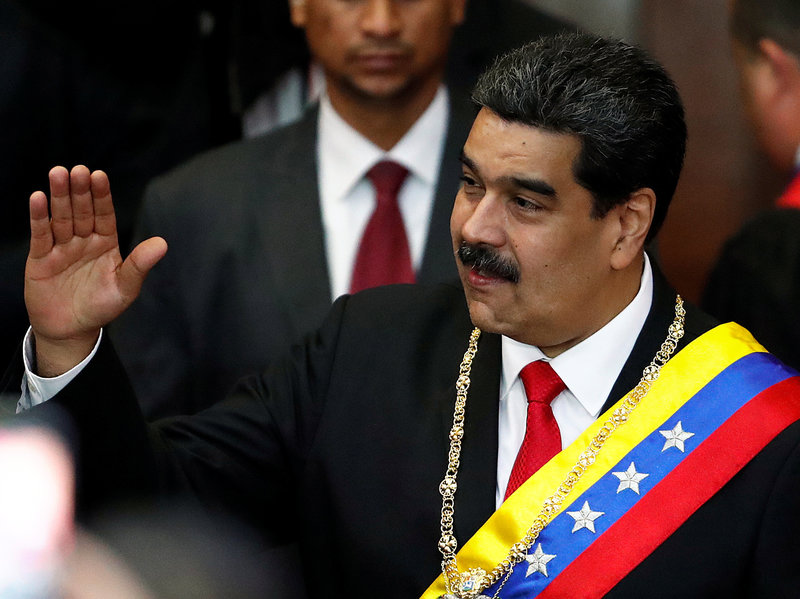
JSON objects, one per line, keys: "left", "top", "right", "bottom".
{"left": 366, "top": 160, "right": 409, "bottom": 204}
{"left": 519, "top": 360, "right": 565, "bottom": 405}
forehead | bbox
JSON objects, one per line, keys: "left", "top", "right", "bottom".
{"left": 463, "top": 108, "right": 582, "bottom": 185}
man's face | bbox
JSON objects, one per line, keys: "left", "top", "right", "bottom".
{"left": 290, "top": 0, "right": 464, "bottom": 104}
{"left": 730, "top": 36, "right": 799, "bottom": 173}
{"left": 451, "top": 108, "right": 633, "bottom": 355}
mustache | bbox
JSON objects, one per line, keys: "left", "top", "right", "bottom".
{"left": 457, "top": 242, "right": 520, "bottom": 283}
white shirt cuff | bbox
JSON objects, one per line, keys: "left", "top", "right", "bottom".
{"left": 18, "top": 328, "right": 104, "bottom": 413}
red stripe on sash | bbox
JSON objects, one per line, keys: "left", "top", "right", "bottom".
{"left": 538, "top": 376, "right": 800, "bottom": 599}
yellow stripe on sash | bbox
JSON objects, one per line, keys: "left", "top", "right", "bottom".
{"left": 422, "top": 322, "right": 764, "bottom": 599}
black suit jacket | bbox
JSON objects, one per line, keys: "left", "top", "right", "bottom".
{"left": 36, "top": 270, "right": 800, "bottom": 598}
{"left": 110, "top": 97, "right": 477, "bottom": 418}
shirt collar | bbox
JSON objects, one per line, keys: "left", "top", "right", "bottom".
{"left": 500, "top": 253, "right": 654, "bottom": 418}
{"left": 317, "top": 86, "right": 449, "bottom": 203}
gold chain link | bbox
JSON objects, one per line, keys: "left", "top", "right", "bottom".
{"left": 438, "top": 296, "right": 686, "bottom": 598}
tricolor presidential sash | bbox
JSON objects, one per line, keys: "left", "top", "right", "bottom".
{"left": 422, "top": 322, "right": 800, "bottom": 599}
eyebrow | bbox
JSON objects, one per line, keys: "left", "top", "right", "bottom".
{"left": 459, "top": 151, "right": 557, "bottom": 198}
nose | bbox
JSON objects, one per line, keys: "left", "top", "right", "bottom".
{"left": 360, "top": 0, "right": 401, "bottom": 38}
{"left": 458, "top": 194, "right": 507, "bottom": 249}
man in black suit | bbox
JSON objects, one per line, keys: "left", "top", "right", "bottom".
{"left": 702, "top": 0, "right": 800, "bottom": 370}
{"left": 111, "top": 0, "right": 571, "bottom": 419}
{"left": 16, "top": 34, "right": 800, "bottom": 598}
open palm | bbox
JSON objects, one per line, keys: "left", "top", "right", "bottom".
{"left": 25, "top": 166, "right": 167, "bottom": 372}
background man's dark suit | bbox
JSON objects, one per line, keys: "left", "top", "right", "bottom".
{"left": 703, "top": 207, "right": 800, "bottom": 371}
{"left": 109, "top": 98, "right": 476, "bottom": 418}
{"left": 32, "top": 265, "right": 800, "bottom": 597}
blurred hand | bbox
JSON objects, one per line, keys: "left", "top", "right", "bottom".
{"left": 25, "top": 166, "right": 167, "bottom": 376}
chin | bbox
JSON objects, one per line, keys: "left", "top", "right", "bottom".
{"left": 346, "top": 76, "right": 413, "bottom": 103}
{"left": 465, "top": 298, "right": 506, "bottom": 335}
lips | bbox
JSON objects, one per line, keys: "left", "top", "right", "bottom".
{"left": 467, "top": 267, "right": 508, "bottom": 286}
{"left": 457, "top": 242, "right": 521, "bottom": 283}
{"left": 353, "top": 51, "right": 407, "bottom": 71}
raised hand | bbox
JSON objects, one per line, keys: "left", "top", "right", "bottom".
{"left": 25, "top": 166, "right": 167, "bottom": 376}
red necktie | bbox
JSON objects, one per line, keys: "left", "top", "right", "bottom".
{"left": 504, "top": 360, "right": 566, "bottom": 500}
{"left": 349, "top": 161, "right": 415, "bottom": 293}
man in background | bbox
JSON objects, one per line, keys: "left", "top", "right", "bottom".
{"left": 112, "top": 0, "right": 570, "bottom": 418}
{"left": 703, "top": 0, "right": 800, "bottom": 369}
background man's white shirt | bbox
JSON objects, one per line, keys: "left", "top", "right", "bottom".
{"left": 318, "top": 86, "right": 449, "bottom": 299}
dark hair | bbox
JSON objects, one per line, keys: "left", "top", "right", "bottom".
{"left": 730, "top": 0, "right": 800, "bottom": 56}
{"left": 471, "top": 32, "right": 686, "bottom": 243}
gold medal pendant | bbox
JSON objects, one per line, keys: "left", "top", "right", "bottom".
{"left": 458, "top": 567, "right": 487, "bottom": 597}
{"left": 439, "top": 568, "right": 488, "bottom": 598}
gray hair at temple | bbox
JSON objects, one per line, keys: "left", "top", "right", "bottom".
{"left": 730, "top": 0, "right": 800, "bottom": 56}
{"left": 471, "top": 32, "right": 686, "bottom": 244}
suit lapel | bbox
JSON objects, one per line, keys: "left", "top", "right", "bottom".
{"left": 602, "top": 258, "right": 716, "bottom": 413}
{"left": 446, "top": 330, "right": 502, "bottom": 544}
{"left": 417, "top": 94, "right": 477, "bottom": 285}
{"left": 253, "top": 106, "right": 333, "bottom": 334}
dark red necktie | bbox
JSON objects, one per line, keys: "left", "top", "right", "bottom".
{"left": 349, "top": 161, "right": 415, "bottom": 294}
{"left": 504, "top": 360, "right": 566, "bottom": 500}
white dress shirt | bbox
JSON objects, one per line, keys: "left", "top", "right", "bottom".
{"left": 317, "top": 86, "right": 449, "bottom": 299}
{"left": 495, "top": 254, "right": 653, "bottom": 506}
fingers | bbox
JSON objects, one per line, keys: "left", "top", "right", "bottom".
{"left": 48, "top": 166, "right": 74, "bottom": 244}
{"left": 89, "top": 170, "right": 117, "bottom": 238}
{"left": 117, "top": 236, "right": 168, "bottom": 303}
{"left": 34, "top": 165, "right": 117, "bottom": 247}
{"left": 29, "top": 190, "right": 53, "bottom": 259}
{"left": 48, "top": 165, "right": 97, "bottom": 243}
{"left": 71, "top": 166, "right": 96, "bottom": 238}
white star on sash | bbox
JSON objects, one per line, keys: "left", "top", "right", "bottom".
{"left": 612, "top": 461, "right": 650, "bottom": 494}
{"left": 659, "top": 421, "right": 695, "bottom": 452}
{"left": 566, "top": 500, "right": 605, "bottom": 533}
{"left": 525, "top": 543, "right": 556, "bottom": 577}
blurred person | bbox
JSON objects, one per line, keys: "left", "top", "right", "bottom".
{"left": 13, "top": 33, "right": 800, "bottom": 598}
{"left": 63, "top": 505, "right": 298, "bottom": 599}
{"left": 702, "top": 0, "right": 800, "bottom": 368}
{"left": 111, "top": 0, "right": 570, "bottom": 418}
{"left": 0, "top": 425, "right": 74, "bottom": 598}
{"left": 62, "top": 531, "right": 156, "bottom": 599}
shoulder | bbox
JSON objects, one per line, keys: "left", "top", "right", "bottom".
{"left": 143, "top": 108, "right": 319, "bottom": 206}
{"left": 322, "top": 281, "right": 473, "bottom": 351}
{"left": 703, "top": 208, "right": 800, "bottom": 309}
{"left": 716, "top": 208, "right": 800, "bottom": 266}
{"left": 651, "top": 257, "right": 718, "bottom": 344}
{"left": 338, "top": 280, "right": 468, "bottom": 326}
{"left": 132, "top": 109, "right": 320, "bottom": 236}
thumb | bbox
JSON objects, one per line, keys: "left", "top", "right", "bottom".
{"left": 117, "top": 236, "right": 168, "bottom": 302}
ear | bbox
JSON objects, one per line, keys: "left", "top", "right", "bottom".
{"left": 753, "top": 39, "right": 800, "bottom": 151}
{"left": 289, "top": 0, "right": 307, "bottom": 28}
{"left": 758, "top": 38, "right": 800, "bottom": 96}
{"left": 609, "top": 188, "right": 656, "bottom": 271}
{"left": 449, "top": 0, "right": 467, "bottom": 26}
